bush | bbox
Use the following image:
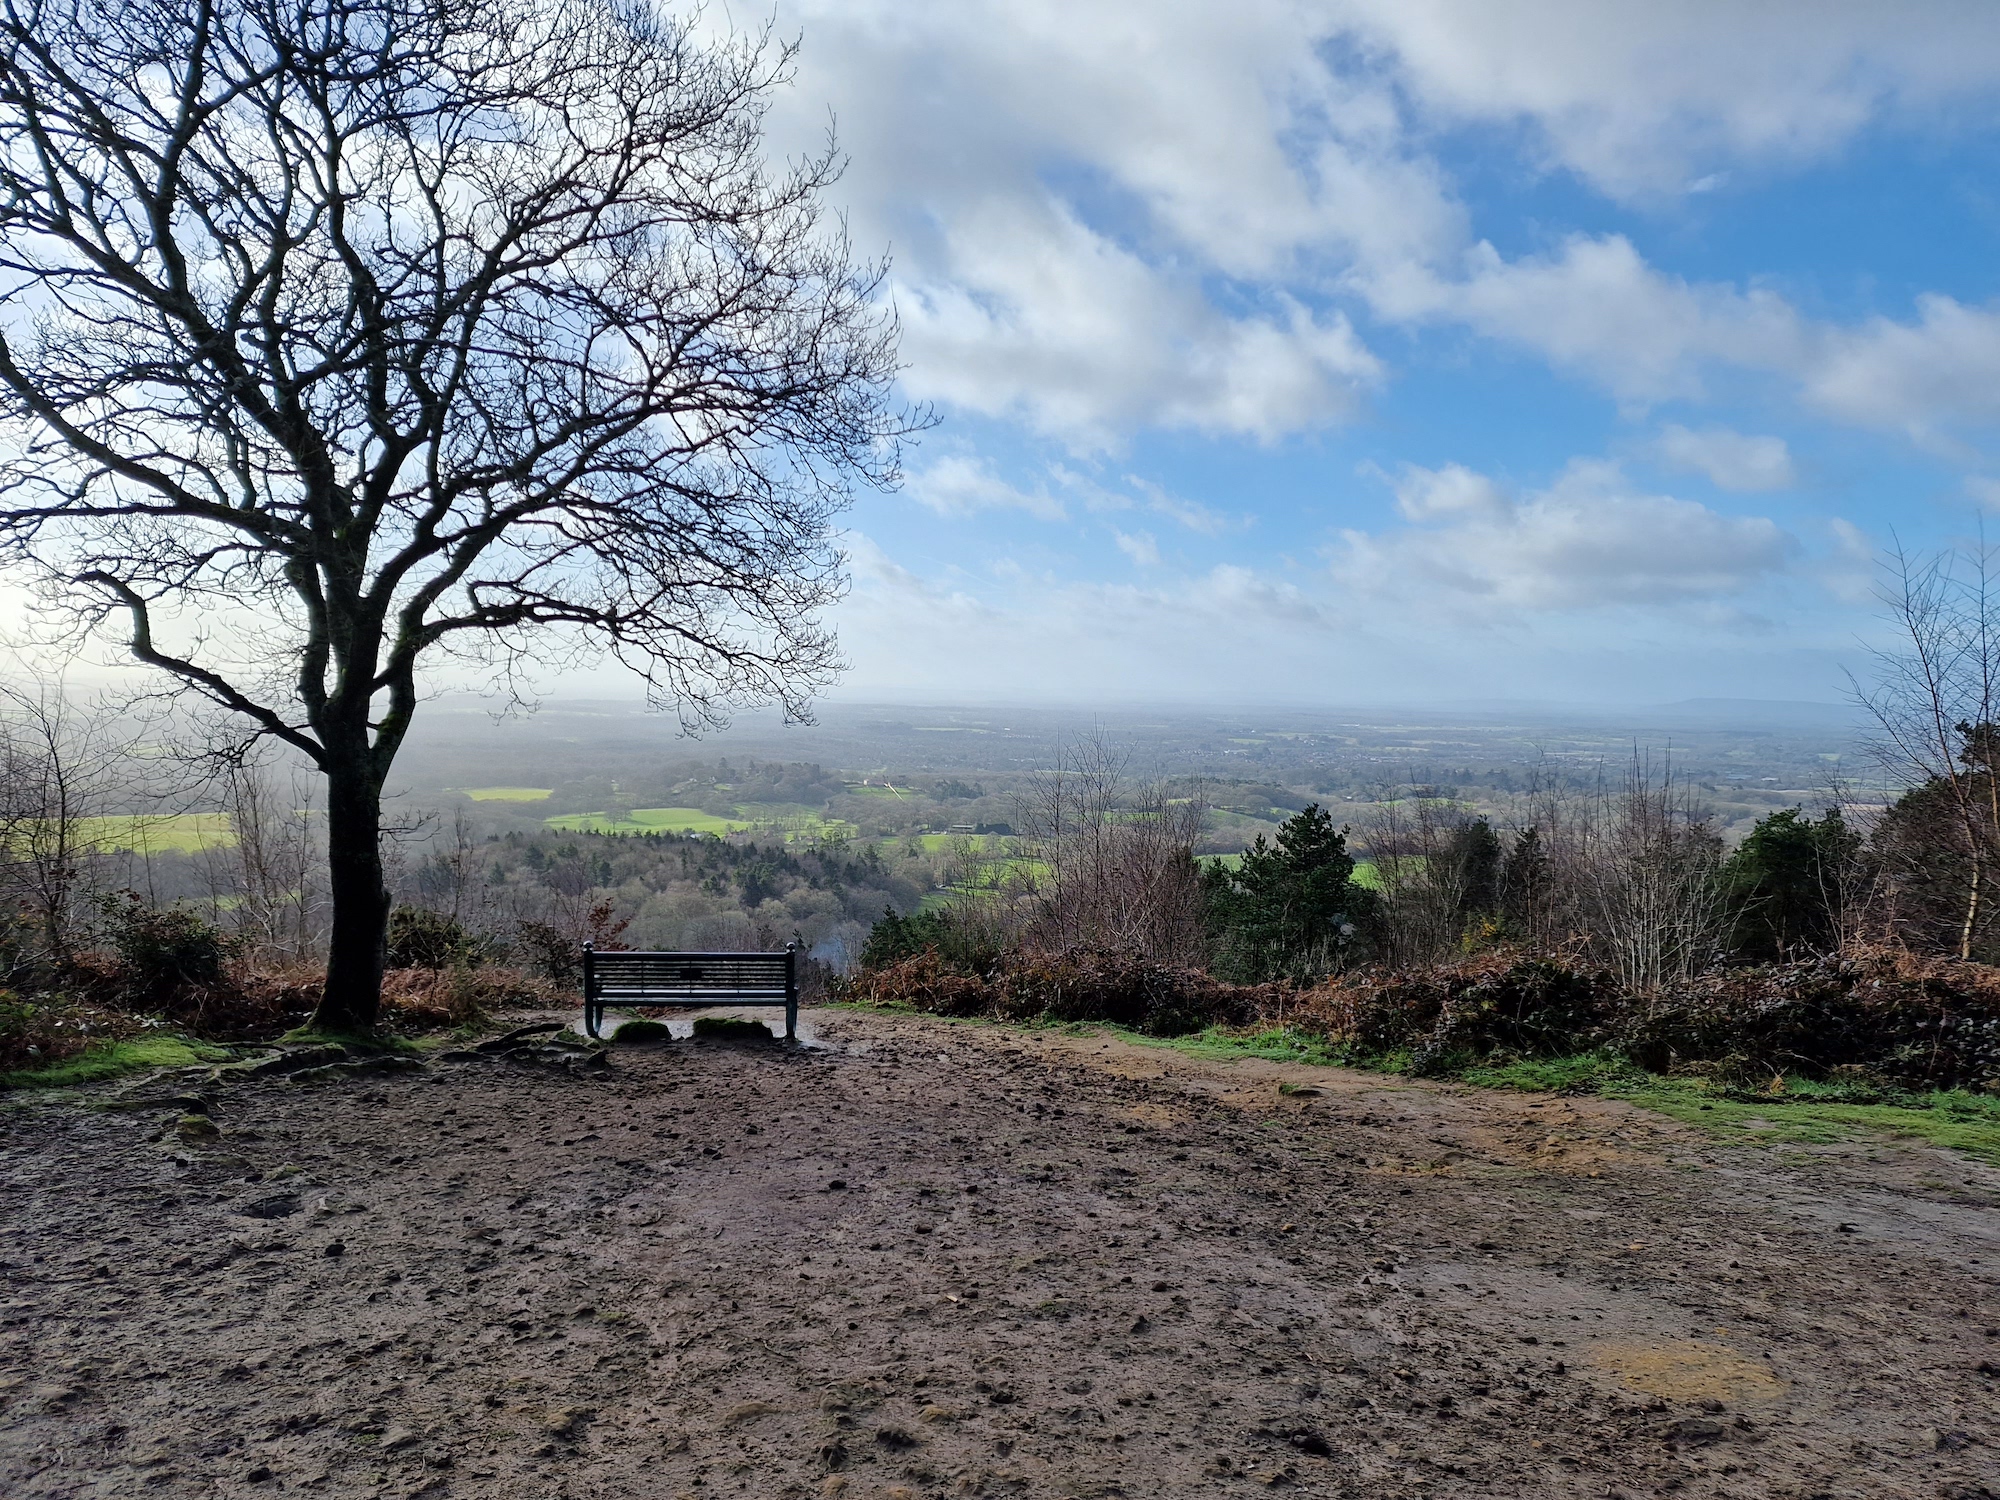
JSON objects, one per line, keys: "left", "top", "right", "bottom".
{"left": 387, "top": 907, "right": 482, "bottom": 970}
{"left": 1283, "top": 950, "right": 1617, "bottom": 1075}
{"left": 512, "top": 899, "right": 631, "bottom": 985}
{"left": 840, "top": 944, "right": 1269, "bottom": 1037}
{"left": 1630, "top": 949, "right": 2000, "bottom": 1091}
{"left": 859, "top": 905, "right": 1001, "bottom": 976}
{"left": 1280, "top": 946, "right": 2000, "bottom": 1092}
{"left": 0, "top": 988, "right": 139, "bottom": 1073}
{"left": 379, "top": 964, "right": 560, "bottom": 1029}
{"left": 100, "top": 892, "right": 236, "bottom": 1008}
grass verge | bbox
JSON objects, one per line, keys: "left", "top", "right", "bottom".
{"left": 1604, "top": 1077, "right": 2000, "bottom": 1164}
{"left": 834, "top": 1001, "right": 2000, "bottom": 1166}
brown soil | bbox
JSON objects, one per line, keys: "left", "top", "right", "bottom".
{"left": 3, "top": 1007, "right": 1998, "bottom": 1499}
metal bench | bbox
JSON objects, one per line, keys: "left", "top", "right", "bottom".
{"left": 580, "top": 944, "right": 799, "bottom": 1041}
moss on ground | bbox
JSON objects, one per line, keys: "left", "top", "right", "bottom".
{"left": 276, "top": 1026, "right": 420, "bottom": 1054}
{"left": 1, "top": 1035, "right": 234, "bottom": 1090}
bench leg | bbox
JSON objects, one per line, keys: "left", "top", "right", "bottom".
{"left": 584, "top": 1003, "right": 601, "bottom": 1041}
{"left": 785, "top": 996, "right": 797, "bottom": 1042}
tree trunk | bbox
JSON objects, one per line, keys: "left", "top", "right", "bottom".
{"left": 1961, "top": 855, "right": 1982, "bottom": 962}
{"left": 313, "top": 760, "right": 389, "bottom": 1033}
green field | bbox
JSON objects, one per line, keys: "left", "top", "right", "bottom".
{"left": 458, "top": 786, "right": 553, "bottom": 802}
{"left": 79, "top": 813, "right": 236, "bottom": 854}
{"left": 546, "top": 806, "right": 753, "bottom": 835}
{"left": 544, "top": 807, "right": 855, "bottom": 842}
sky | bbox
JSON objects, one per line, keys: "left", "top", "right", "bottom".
{"left": 723, "top": 0, "right": 2000, "bottom": 708}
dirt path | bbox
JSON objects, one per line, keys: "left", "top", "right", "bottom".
{"left": 3, "top": 1007, "right": 1997, "bottom": 1499}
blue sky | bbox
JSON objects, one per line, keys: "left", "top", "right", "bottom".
{"left": 727, "top": 1, "right": 2000, "bottom": 707}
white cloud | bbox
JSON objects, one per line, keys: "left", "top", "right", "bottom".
{"left": 894, "top": 200, "right": 1380, "bottom": 446}
{"left": 768, "top": 2, "right": 1404, "bottom": 448}
{"left": 1654, "top": 425, "right": 1797, "bottom": 491}
{"left": 828, "top": 527, "right": 1842, "bottom": 707}
{"left": 1120, "top": 476, "right": 1234, "bottom": 535}
{"left": 1386, "top": 462, "right": 1508, "bottom": 521}
{"left": 1336, "top": 460, "right": 1799, "bottom": 611}
{"left": 1806, "top": 295, "right": 2000, "bottom": 436}
{"left": 1113, "top": 530, "right": 1160, "bottom": 567}
{"left": 1370, "top": 235, "right": 1805, "bottom": 403}
{"left": 758, "top": 2, "right": 2000, "bottom": 445}
{"left": 1335, "top": 0, "right": 2000, "bottom": 200}
{"left": 1184, "top": 564, "right": 1329, "bottom": 629}
{"left": 904, "top": 454, "right": 1068, "bottom": 520}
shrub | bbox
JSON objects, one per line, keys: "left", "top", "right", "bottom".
{"left": 379, "top": 964, "right": 559, "bottom": 1029}
{"left": 1282, "top": 950, "right": 1616, "bottom": 1075}
{"left": 1630, "top": 949, "right": 2000, "bottom": 1091}
{"left": 840, "top": 944, "right": 1268, "bottom": 1037}
{"left": 512, "top": 899, "right": 631, "bottom": 985}
{"left": 859, "top": 905, "right": 1002, "bottom": 977}
{"left": 100, "top": 892, "right": 237, "bottom": 1008}
{"left": 513, "top": 920, "right": 580, "bottom": 984}
{"left": 387, "top": 907, "right": 482, "bottom": 970}
{"left": 0, "top": 988, "right": 140, "bottom": 1073}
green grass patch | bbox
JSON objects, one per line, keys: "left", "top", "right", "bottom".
{"left": 546, "top": 806, "right": 753, "bottom": 835}
{"left": 545, "top": 806, "right": 854, "bottom": 842}
{"left": 1602, "top": 1076, "right": 2000, "bottom": 1163}
{"left": 892, "top": 832, "right": 1022, "bottom": 857}
{"left": 458, "top": 786, "right": 553, "bottom": 802}
{"left": 2, "top": 1034, "right": 233, "bottom": 1090}
{"left": 75, "top": 813, "right": 236, "bottom": 854}
{"left": 1124, "top": 1024, "right": 1355, "bottom": 1068}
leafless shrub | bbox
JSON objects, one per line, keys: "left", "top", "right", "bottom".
{"left": 207, "top": 753, "right": 325, "bottom": 963}
{"left": 0, "top": 679, "right": 126, "bottom": 964}
{"left": 1013, "top": 737, "right": 1208, "bottom": 966}
{"left": 1362, "top": 798, "right": 1494, "bottom": 966}
{"left": 1851, "top": 540, "right": 2000, "bottom": 958}
{"left": 1518, "top": 751, "right": 1727, "bottom": 999}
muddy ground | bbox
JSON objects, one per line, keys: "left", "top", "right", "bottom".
{"left": 2, "top": 1006, "right": 1998, "bottom": 1499}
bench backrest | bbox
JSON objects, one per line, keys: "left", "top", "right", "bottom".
{"left": 584, "top": 949, "right": 793, "bottom": 996}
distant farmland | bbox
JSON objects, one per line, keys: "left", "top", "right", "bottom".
{"left": 544, "top": 806, "right": 753, "bottom": 835}
{"left": 80, "top": 814, "right": 236, "bottom": 854}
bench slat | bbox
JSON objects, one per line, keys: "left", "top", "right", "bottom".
{"left": 582, "top": 946, "right": 798, "bottom": 1041}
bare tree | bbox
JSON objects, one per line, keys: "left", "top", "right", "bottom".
{"left": 1362, "top": 797, "right": 1492, "bottom": 966}
{"left": 1515, "top": 751, "right": 1725, "bottom": 998}
{"left": 0, "top": 678, "right": 123, "bottom": 963}
{"left": 210, "top": 750, "right": 324, "bottom": 962}
{"left": 0, "top": 0, "right": 915, "bottom": 1028}
{"left": 1852, "top": 540, "right": 2000, "bottom": 959}
{"left": 1015, "top": 737, "right": 1208, "bottom": 966}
